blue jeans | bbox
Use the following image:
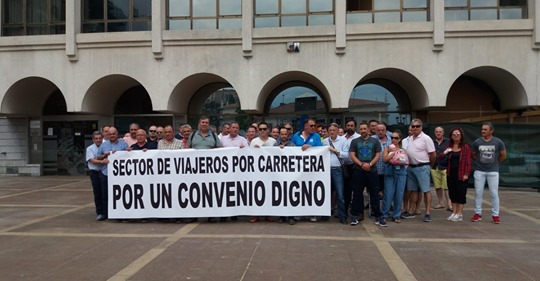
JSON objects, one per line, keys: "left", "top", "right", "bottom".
{"left": 382, "top": 166, "right": 407, "bottom": 219}
{"left": 99, "top": 173, "right": 109, "bottom": 217}
{"left": 331, "top": 167, "right": 346, "bottom": 221}
{"left": 474, "top": 170, "right": 500, "bottom": 216}
{"left": 350, "top": 168, "right": 380, "bottom": 218}
{"left": 90, "top": 170, "right": 103, "bottom": 216}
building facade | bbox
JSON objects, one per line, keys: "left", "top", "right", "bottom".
{"left": 0, "top": 0, "right": 539, "bottom": 176}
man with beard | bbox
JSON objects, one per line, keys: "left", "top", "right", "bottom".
{"left": 342, "top": 119, "right": 360, "bottom": 217}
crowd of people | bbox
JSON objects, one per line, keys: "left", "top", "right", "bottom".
{"left": 86, "top": 117, "right": 506, "bottom": 226}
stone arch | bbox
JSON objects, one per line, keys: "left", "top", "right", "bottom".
{"left": 1, "top": 77, "right": 64, "bottom": 116}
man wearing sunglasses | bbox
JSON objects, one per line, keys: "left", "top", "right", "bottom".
{"left": 250, "top": 122, "right": 276, "bottom": 147}
{"left": 405, "top": 119, "right": 436, "bottom": 222}
{"left": 290, "top": 119, "right": 322, "bottom": 150}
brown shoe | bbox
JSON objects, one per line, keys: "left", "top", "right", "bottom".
{"left": 265, "top": 217, "right": 275, "bottom": 222}
{"left": 249, "top": 217, "right": 259, "bottom": 223}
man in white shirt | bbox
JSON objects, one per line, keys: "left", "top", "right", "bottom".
{"left": 250, "top": 122, "right": 276, "bottom": 147}
{"left": 323, "top": 123, "right": 348, "bottom": 224}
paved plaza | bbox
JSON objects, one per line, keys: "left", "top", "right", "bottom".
{"left": 0, "top": 176, "right": 539, "bottom": 281}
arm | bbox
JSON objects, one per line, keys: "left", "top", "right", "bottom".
{"left": 428, "top": 151, "right": 436, "bottom": 167}
{"left": 382, "top": 147, "right": 392, "bottom": 162}
{"left": 499, "top": 149, "right": 507, "bottom": 164}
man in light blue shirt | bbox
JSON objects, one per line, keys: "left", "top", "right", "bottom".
{"left": 323, "top": 123, "right": 348, "bottom": 224}
{"left": 86, "top": 131, "right": 104, "bottom": 221}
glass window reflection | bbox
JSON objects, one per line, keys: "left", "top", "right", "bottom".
{"left": 255, "top": 0, "right": 278, "bottom": 14}
{"left": 282, "top": 0, "right": 306, "bottom": 14}
{"left": 403, "top": 0, "right": 427, "bottom": 9}
{"left": 471, "top": 9, "right": 497, "bottom": 20}
{"left": 309, "top": 0, "right": 332, "bottom": 13}
{"left": 255, "top": 17, "right": 279, "bottom": 27}
{"left": 445, "top": 0, "right": 467, "bottom": 7}
{"left": 169, "top": 19, "right": 191, "bottom": 30}
{"left": 374, "top": 12, "right": 400, "bottom": 23}
{"left": 193, "top": 19, "right": 217, "bottom": 29}
{"left": 169, "top": 0, "right": 189, "bottom": 17}
{"left": 220, "top": 0, "right": 242, "bottom": 16}
{"left": 403, "top": 11, "right": 426, "bottom": 22}
{"left": 500, "top": 8, "right": 522, "bottom": 20}
{"left": 309, "top": 14, "right": 333, "bottom": 25}
{"left": 109, "top": 0, "right": 130, "bottom": 20}
{"left": 219, "top": 18, "right": 242, "bottom": 29}
{"left": 133, "top": 0, "right": 151, "bottom": 18}
{"left": 193, "top": 0, "right": 216, "bottom": 17}
{"left": 444, "top": 10, "right": 468, "bottom": 21}
{"left": 470, "top": 0, "right": 497, "bottom": 8}
{"left": 374, "top": 0, "right": 400, "bottom": 10}
{"left": 282, "top": 15, "right": 306, "bottom": 26}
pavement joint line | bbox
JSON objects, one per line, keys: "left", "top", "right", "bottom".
{"left": 466, "top": 194, "right": 540, "bottom": 225}
{"left": 107, "top": 223, "right": 199, "bottom": 281}
{"left": 239, "top": 237, "right": 262, "bottom": 281}
{"left": 0, "top": 180, "right": 89, "bottom": 200}
{"left": 0, "top": 203, "right": 94, "bottom": 233}
{"left": 362, "top": 221, "right": 418, "bottom": 281}
{"left": 0, "top": 204, "right": 85, "bottom": 208}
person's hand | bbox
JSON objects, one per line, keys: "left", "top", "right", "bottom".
{"left": 301, "top": 144, "right": 311, "bottom": 151}
{"left": 388, "top": 151, "right": 395, "bottom": 157}
{"left": 444, "top": 148, "right": 452, "bottom": 155}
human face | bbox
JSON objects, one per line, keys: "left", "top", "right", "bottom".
{"left": 163, "top": 126, "right": 174, "bottom": 141}
{"left": 148, "top": 126, "right": 157, "bottom": 139}
{"left": 338, "top": 128, "right": 345, "bottom": 136}
{"left": 181, "top": 127, "right": 192, "bottom": 139}
{"left": 411, "top": 122, "right": 422, "bottom": 136}
{"left": 247, "top": 127, "right": 257, "bottom": 140}
{"left": 328, "top": 126, "right": 338, "bottom": 138}
{"left": 359, "top": 124, "right": 369, "bottom": 138}
{"left": 129, "top": 124, "right": 139, "bottom": 138}
{"left": 199, "top": 118, "right": 209, "bottom": 132}
{"left": 481, "top": 125, "right": 493, "bottom": 138}
{"left": 221, "top": 124, "right": 230, "bottom": 136}
{"left": 279, "top": 128, "right": 289, "bottom": 142}
{"left": 391, "top": 134, "right": 401, "bottom": 144}
{"left": 369, "top": 121, "right": 378, "bottom": 135}
{"left": 102, "top": 126, "right": 110, "bottom": 140}
{"left": 304, "top": 120, "right": 316, "bottom": 133}
{"left": 284, "top": 124, "right": 293, "bottom": 135}
{"left": 108, "top": 127, "right": 118, "bottom": 143}
{"left": 229, "top": 123, "right": 239, "bottom": 137}
{"left": 271, "top": 128, "right": 279, "bottom": 139}
{"left": 136, "top": 129, "right": 146, "bottom": 144}
{"left": 434, "top": 127, "right": 444, "bottom": 140}
{"left": 376, "top": 124, "right": 386, "bottom": 138}
{"left": 156, "top": 127, "right": 164, "bottom": 139}
{"left": 321, "top": 128, "right": 328, "bottom": 138}
{"left": 92, "top": 134, "right": 103, "bottom": 146}
{"left": 258, "top": 124, "right": 269, "bottom": 137}
{"left": 451, "top": 129, "right": 462, "bottom": 143}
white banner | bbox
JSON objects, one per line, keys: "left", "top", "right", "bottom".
{"left": 107, "top": 147, "right": 330, "bottom": 219}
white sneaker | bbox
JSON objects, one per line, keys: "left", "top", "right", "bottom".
{"left": 447, "top": 213, "right": 456, "bottom": 221}
{"left": 451, "top": 214, "right": 463, "bottom": 222}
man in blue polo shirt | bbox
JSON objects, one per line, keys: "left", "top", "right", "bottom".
{"left": 290, "top": 119, "right": 322, "bottom": 149}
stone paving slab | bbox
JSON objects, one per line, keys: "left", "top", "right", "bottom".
{"left": 0, "top": 177, "right": 539, "bottom": 281}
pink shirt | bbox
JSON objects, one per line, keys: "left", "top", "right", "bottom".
{"left": 407, "top": 131, "right": 435, "bottom": 165}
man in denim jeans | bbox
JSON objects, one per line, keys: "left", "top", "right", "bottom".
{"left": 471, "top": 122, "right": 506, "bottom": 224}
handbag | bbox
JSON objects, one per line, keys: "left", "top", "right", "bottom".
{"left": 390, "top": 149, "right": 409, "bottom": 166}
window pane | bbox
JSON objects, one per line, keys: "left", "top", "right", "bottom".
{"left": 193, "top": 0, "right": 216, "bottom": 17}
{"left": 168, "top": 19, "right": 191, "bottom": 29}
{"left": 500, "top": 8, "right": 523, "bottom": 19}
{"left": 109, "top": 0, "right": 130, "bottom": 20}
{"left": 255, "top": 0, "right": 278, "bottom": 14}
{"left": 2, "top": 26, "right": 25, "bottom": 36}
{"left": 445, "top": 0, "right": 467, "bottom": 7}
{"left": 308, "top": 14, "right": 333, "bottom": 25}
{"left": 470, "top": 9, "right": 497, "bottom": 20}
{"left": 282, "top": 0, "right": 306, "bottom": 14}
{"left": 169, "top": 0, "right": 190, "bottom": 17}
{"left": 374, "top": 12, "right": 400, "bottom": 23}
{"left": 220, "top": 0, "right": 241, "bottom": 16}
{"left": 445, "top": 10, "right": 468, "bottom": 21}
{"left": 3, "top": 0, "right": 24, "bottom": 24}
{"left": 50, "top": 24, "right": 66, "bottom": 34}
{"left": 108, "top": 21, "right": 129, "bottom": 32}
{"left": 347, "top": 13, "right": 372, "bottom": 24}
{"left": 470, "top": 0, "right": 497, "bottom": 7}
{"left": 403, "top": 11, "right": 427, "bottom": 22}
{"left": 83, "top": 23, "right": 105, "bottom": 32}
{"left": 219, "top": 18, "right": 242, "bottom": 29}
{"left": 309, "top": 0, "right": 332, "bottom": 12}
{"left": 84, "top": 0, "right": 104, "bottom": 20}
{"left": 27, "top": 0, "right": 47, "bottom": 24}
{"left": 193, "top": 19, "right": 216, "bottom": 29}
{"left": 374, "top": 0, "right": 400, "bottom": 10}
{"left": 133, "top": 0, "right": 152, "bottom": 18}
{"left": 27, "top": 25, "right": 48, "bottom": 35}
{"left": 404, "top": 0, "right": 427, "bottom": 9}
{"left": 282, "top": 15, "right": 306, "bottom": 26}
{"left": 50, "top": 0, "right": 66, "bottom": 22}
{"left": 500, "top": 0, "right": 527, "bottom": 6}
{"left": 132, "top": 20, "right": 151, "bottom": 31}
{"left": 254, "top": 16, "right": 279, "bottom": 27}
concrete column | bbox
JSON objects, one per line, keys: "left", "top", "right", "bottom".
{"left": 335, "top": 0, "right": 346, "bottom": 54}
{"left": 66, "top": 0, "right": 81, "bottom": 60}
{"left": 242, "top": 0, "right": 253, "bottom": 57}
{"left": 532, "top": 0, "right": 540, "bottom": 48}
{"left": 152, "top": 0, "right": 165, "bottom": 59}
{"left": 432, "top": 0, "right": 444, "bottom": 51}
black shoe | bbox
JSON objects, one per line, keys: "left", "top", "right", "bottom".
{"left": 231, "top": 216, "right": 238, "bottom": 221}
{"left": 183, "top": 218, "right": 198, "bottom": 223}
{"left": 219, "top": 217, "right": 227, "bottom": 222}
{"left": 278, "top": 217, "right": 286, "bottom": 223}
{"left": 207, "top": 217, "right": 217, "bottom": 223}
{"left": 339, "top": 219, "right": 348, "bottom": 225}
{"left": 358, "top": 213, "right": 365, "bottom": 221}
{"left": 288, "top": 218, "right": 296, "bottom": 225}
{"left": 96, "top": 214, "right": 106, "bottom": 221}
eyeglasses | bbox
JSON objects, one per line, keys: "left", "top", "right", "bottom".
{"left": 411, "top": 125, "right": 421, "bottom": 128}
{"left": 259, "top": 128, "right": 268, "bottom": 131}
{"left": 452, "top": 132, "right": 461, "bottom": 136}
{"left": 391, "top": 137, "right": 400, "bottom": 140}
{"left": 157, "top": 131, "right": 163, "bottom": 134}
{"left": 309, "top": 125, "right": 315, "bottom": 127}
{"left": 285, "top": 127, "right": 292, "bottom": 130}
{"left": 149, "top": 130, "right": 156, "bottom": 133}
